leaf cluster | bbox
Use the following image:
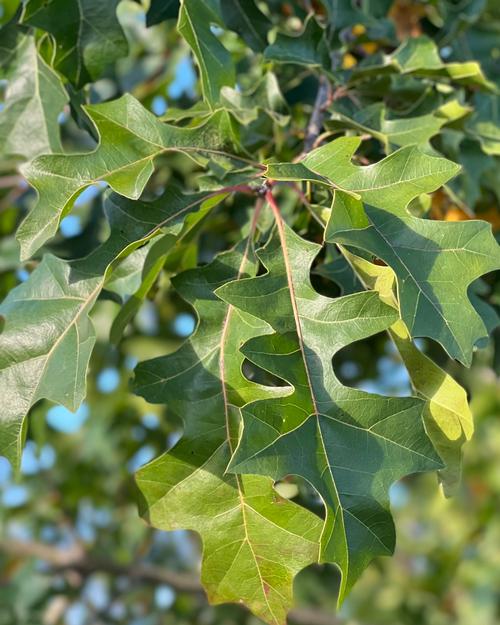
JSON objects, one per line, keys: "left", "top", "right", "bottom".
{"left": 0, "top": 1, "right": 499, "bottom": 623}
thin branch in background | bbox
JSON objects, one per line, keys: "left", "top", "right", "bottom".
{"left": 302, "top": 76, "right": 332, "bottom": 155}
{"left": 0, "top": 175, "right": 24, "bottom": 189}
{"left": 0, "top": 539, "right": 350, "bottom": 625}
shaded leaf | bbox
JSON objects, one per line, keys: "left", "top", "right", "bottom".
{"left": 0, "top": 187, "right": 226, "bottom": 469}
{"left": 220, "top": 0, "right": 271, "bottom": 52}
{"left": 146, "top": 0, "right": 180, "bottom": 26}
{"left": 217, "top": 219, "right": 441, "bottom": 602}
{"left": 466, "top": 93, "right": 500, "bottom": 155}
{"left": 264, "top": 16, "right": 331, "bottom": 71}
{"left": 22, "top": 0, "right": 128, "bottom": 88}
{"left": 134, "top": 243, "right": 322, "bottom": 625}
{"left": 178, "top": 0, "right": 235, "bottom": 106}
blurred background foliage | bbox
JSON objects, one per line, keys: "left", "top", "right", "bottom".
{"left": 0, "top": 0, "right": 499, "bottom": 624}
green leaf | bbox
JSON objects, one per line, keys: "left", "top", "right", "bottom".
{"left": 313, "top": 244, "right": 363, "bottom": 295}
{"left": 134, "top": 243, "right": 322, "bottom": 625}
{"left": 178, "top": 0, "right": 235, "bottom": 106}
{"left": 319, "top": 0, "right": 393, "bottom": 32}
{"left": 22, "top": 0, "right": 128, "bottom": 88}
{"left": 325, "top": 99, "right": 470, "bottom": 149}
{"left": 18, "top": 94, "right": 240, "bottom": 261}
{"left": 146, "top": 0, "right": 180, "bottom": 26}
{"left": 268, "top": 135, "right": 499, "bottom": 364}
{"left": 264, "top": 16, "right": 331, "bottom": 71}
{"left": 0, "top": 186, "right": 227, "bottom": 469}
{"left": 301, "top": 136, "right": 461, "bottom": 205}
{"left": 350, "top": 35, "right": 494, "bottom": 90}
{"left": 0, "top": 26, "right": 67, "bottom": 161}
{"left": 341, "top": 250, "right": 474, "bottom": 496}
{"left": 466, "top": 93, "right": 500, "bottom": 155}
{"left": 221, "top": 72, "right": 289, "bottom": 126}
{"left": 266, "top": 136, "right": 460, "bottom": 204}
{"left": 326, "top": 188, "right": 500, "bottom": 365}
{"left": 0, "top": 255, "right": 98, "bottom": 469}
{"left": 217, "top": 219, "right": 442, "bottom": 602}
{"left": 220, "top": 0, "right": 271, "bottom": 52}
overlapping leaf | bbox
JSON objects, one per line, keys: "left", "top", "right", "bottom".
{"left": 0, "top": 24, "right": 67, "bottom": 161}
{"left": 220, "top": 0, "right": 271, "bottom": 52}
{"left": 134, "top": 243, "right": 322, "bottom": 625}
{"left": 340, "top": 250, "right": 474, "bottom": 495}
{"left": 22, "top": 0, "right": 128, "bottom": 88}
{"left": 266, "top": 135, "right": 500, "bottom": 364}
{"left": 325, "top": 186, "right": 500, "bottom": 365}
{"left": 264, "top": 16, "right": 331, "bottom": 70}
{"left": 465, "top": 93, "right": 500, "bottom": 155}
{"left": 217, "top": 221, "right": 442, "bottom": 602}
{"left": 178, "top": 0, "right": 235, "bottom": 106}
{"left": 0, "top": 187, "right": 226, "bottom": 469}
{"left": 146, "top": 0, "right": 180, "bottom": 26}
{"left": 18, "top": 94, "right": 239, "bottom": 260}
{"left": 325, "top": 99, "right": 470, "bottom": 150}
{"left": 349, "top": 35, "right": 494, "bottom": 89}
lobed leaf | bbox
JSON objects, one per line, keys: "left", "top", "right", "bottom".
{"left": 18, "top": 94, "right": 239, "bottom": 260}
{"left": 134, "top": 242, "right": 322, "bottom": 625}
{"left": 266, "top": 135, "right": 500, "bottom": 364}
{"left": 0, "top": 187, "right": 227, "bottom": 469}
{"left": 341, "top": 250, "right": 474, "bottom": 495}
{"left": 217, "top": 219, "right": 442, "bottom": 602}
{"left": 0, "top": 24, "right": 67, "bottom": 161}
{"left": 22, "top": 0, "right": 128, "bottom": 88}
{"left": 178, "top": 0, "right": 235, "bottom": 106}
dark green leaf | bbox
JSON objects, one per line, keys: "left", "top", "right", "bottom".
{"left": 220, "top": 0, "right": 271, "bottom": 52}
{"left": 217, "top": 220, "right": 442, "bottom": 602}
{"left": 22, "top": 0, "right": 128, "bottom": 88}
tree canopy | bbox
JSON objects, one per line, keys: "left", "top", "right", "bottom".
{"left": 0, "top": 1, "right": 499, "bottom": 625}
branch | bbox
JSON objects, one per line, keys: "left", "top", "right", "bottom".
{"left": 302, "top": 76, "right": 332, "bottom": 155}
{"left": 1, "top": 539, "right": 348, "bottom": 625}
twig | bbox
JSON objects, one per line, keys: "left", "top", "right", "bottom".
{"left": 0, "top": 539, "right": 346, "bottom": 625}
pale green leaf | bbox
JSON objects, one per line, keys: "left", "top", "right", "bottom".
{"left": 326, "top": 99, "right": 470, "bottom": 149}
{"left": 350, "top": 35, "right": 494, "bottom": 90}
